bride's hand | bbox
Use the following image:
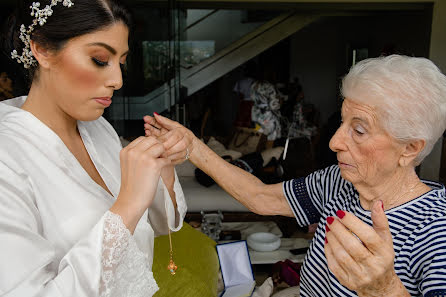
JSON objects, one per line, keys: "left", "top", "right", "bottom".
{"left": 143, "top": 114, "right": 196, "bottom": 165}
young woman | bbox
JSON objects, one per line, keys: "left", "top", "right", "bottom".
{"left": 0, "top": 1, "right": 189, "bottom": 296}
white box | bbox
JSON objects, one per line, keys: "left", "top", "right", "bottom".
{"left": 217, "top": 240, "right": 256, "bottom": 297}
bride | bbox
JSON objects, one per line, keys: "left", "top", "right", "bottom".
{"left": 0, "top": 1, "right": 190, "bottom": 296}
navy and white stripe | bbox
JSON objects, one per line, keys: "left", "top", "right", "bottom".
{"left": 283, "top": 165, "right": 446, "bottom": 297}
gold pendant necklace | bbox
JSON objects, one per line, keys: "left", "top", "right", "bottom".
{"left": 167, "top": 227, "right": 178, "bottom": 275}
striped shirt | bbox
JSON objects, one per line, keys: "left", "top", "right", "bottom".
{"left": 283, "top": 165, "right": 446, "bottom": 297}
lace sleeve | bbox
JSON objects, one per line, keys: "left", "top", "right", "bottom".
{"left": 100, "top": 211, "right": 159, "bottom": 297}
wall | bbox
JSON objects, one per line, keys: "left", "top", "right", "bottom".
{"left": 419, "top": 0, "right": 446, "bottom": 180}
{"left": 289, "top": 12, "right": 432, "bottom": 127}
{"left": 186, "top": 9, "right": 265, "bottom": 52}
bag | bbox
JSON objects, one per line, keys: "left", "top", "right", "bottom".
{"left": 271, "top": 259, "right": 301, "bottom": 287}
{"left": 228, "top": 127, "right": 266, "bottom": 155}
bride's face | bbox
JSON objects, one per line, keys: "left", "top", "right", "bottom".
{"left": 44, "top": 22, "right": 129, "bottom": 121}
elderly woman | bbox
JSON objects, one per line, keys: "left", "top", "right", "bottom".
{"left": 145, "top": 55, "right": 446, "bottom": 297}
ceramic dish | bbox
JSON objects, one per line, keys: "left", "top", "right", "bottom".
{"left": 247, "top": 232, "right": 281, "bottom": 252}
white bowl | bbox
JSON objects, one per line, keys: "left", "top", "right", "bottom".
{"left": 247, "top": 232, "right": 281, "bottom": 252}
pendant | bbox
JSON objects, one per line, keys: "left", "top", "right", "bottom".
{"left": 167, "top": 258, "right": 178, "bottom": 275}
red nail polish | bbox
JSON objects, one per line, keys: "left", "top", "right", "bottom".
{"left": 336, "top": 210, "right": 345, "bottom": 219}
{"left": 325, "top": 225, "right": 330, "bottom": 232}
{"left": 154, "top": 112, "right": 159, "bottom": 116}
{"left": 325, "top": 237, "right": 328, "bottom": 244}
{"left": 327, "top": 216, "right": 334, "bottom": 225}
{"left": 380, "top": 200, "right": 384, "bottom": 211}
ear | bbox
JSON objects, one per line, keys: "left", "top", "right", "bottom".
{"left": 29, "top": 40, "right": 52, "bottom": 69}
{"left": 398, "top": 139, "right": 425, "bottom": 167}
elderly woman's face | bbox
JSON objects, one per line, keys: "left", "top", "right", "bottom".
{"left": 329, "top": 99, "right": 405, "bottom": 187}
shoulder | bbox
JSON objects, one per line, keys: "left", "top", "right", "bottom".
{"left": 406, "top": 187, "right": 446, "bottom": 246}
{"left": 305, "top": 165, "right": 350, "bottom": 188}
{"left": 284, "top": 165, "right": 354, "bottom": 202}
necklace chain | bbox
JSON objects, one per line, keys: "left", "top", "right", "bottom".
{"left": 166, "top": 220, "right": 177, "bottom": 275}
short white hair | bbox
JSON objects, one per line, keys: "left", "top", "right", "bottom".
{"left": 341, "top": 54, "right": 446, "bottom": 165}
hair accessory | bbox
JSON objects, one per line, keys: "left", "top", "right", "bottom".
{"left": 11, "top": 0, "right": 75, "bottom": 69}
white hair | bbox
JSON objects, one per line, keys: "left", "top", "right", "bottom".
{"left": 341, "top": 54, "right": 446, "bottom": 165}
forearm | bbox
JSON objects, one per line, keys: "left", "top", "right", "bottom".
{"left": 190, "top": 138, "right": 292, "bottom": 216}
{"left": 161, "top": 165, "right": 177, "bottom": 208}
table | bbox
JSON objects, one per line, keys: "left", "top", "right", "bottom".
{"left": 219, "top": 221, "right": 311, "bottom": 265}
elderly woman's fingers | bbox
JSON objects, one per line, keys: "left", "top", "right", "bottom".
{"left": 144, "top": 122, "right": 162, "bottom": 137}
{"left": 143, "top": 115, "right": 161, "bottom": 128}
{"left": 324, "top": 234, "right": 361, "bottom": 289}
{"left": 325, "top": 242, "right": 348, "bottom": 282}
{"left": 334, "top": 210, "right": 384, "bottom": 254}
{"left": 327, "top": 217, "right": 371, "bottom": 263}
{"left": 326, "top": 217, "right": 370, "bottom": 266}
{"left": 169, "top": 155, "right": 189, "bottom": 165}
{"left": 370, "top": 200, "right": 393, "bottom": 244}
{"left": 158, "top": 130, "right": 184, "bottom": 151}
{"left": 153, "top": 113, "right": 183, "bottom": 130}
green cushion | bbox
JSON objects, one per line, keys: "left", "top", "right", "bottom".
{"left": 152, "top": 223, "right": 219, "bottom": 297}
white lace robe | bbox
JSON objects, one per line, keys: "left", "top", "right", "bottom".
{"left": 0, "top": 97, "right": 187, "bottom": 297}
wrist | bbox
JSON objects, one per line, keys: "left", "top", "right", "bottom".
{"left": 358, "top": 272, "right": 409, "bottom": 297}
{"left": 110, "top": 198, "right": 143, "bottom": 234}
{"left": 189, "top": 137, "right": 204, "bottom": 164}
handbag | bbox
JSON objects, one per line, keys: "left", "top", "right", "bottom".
{"left": 227, "top": 127, "right": 266, "bottom": 155}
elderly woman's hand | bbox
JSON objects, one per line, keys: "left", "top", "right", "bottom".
{"left": 143, "top": 114, "right": 196, "bottom": 165}
{"left": 324, "top": 201, "right": 408, "bottom": 297}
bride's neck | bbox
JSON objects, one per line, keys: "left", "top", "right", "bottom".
{"left": 22, "top": 82, "right": 78, "bottom": 139}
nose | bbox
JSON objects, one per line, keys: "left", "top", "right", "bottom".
{"left": 329, "top": 124, "right": 347, "bottom": 153}
{"left": 106, "top": 63, "right": 123, "bottom": 91}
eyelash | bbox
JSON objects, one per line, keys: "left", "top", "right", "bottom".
{"left": 92, "top": 58, "right": 109, "bottom": 67}
{"left": 353, "top": 125, "right": 365, "bottom": 136}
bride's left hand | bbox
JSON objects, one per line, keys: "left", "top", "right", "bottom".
{"left": 143, "top": 114, "right": 195, "bottom": 165}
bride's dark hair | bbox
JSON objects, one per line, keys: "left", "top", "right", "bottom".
{"left": 2, "top": 0, "right": 132, "bottom": 84}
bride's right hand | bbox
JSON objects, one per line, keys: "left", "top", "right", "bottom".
{"left": 111, "top": 136, "right": 171, "bottom": 232}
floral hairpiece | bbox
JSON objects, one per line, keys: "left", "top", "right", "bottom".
{"left": 11, "top": 0, "right": 74, "bottom": 69}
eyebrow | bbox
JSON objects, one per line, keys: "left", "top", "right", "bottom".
{"left": 87, "top": 42, "right": 129, "bottom": 57}
{"left": 352, "top": 116, "right": 370, "bottom": 127}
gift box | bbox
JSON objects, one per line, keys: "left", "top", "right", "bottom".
{"left": 217, "top": 240, "right": 256, "bottom": 297}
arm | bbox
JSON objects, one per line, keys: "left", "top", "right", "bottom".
{"left": 161, "top": 165, "right": 177, "bottom": 208}
{"left": 0, "top": 163, "right": 158, "bottom": 297}
{"left": 190, "top": 137, "right": 292, "bottom": 216}
{"left": 144, "top": 113, "right": 292, "bottom": 217}
{"left": 147, "top": 167, "right": 187, "bottom": 236}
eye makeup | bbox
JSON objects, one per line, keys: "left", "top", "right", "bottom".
{"left": 92, "top": 57, "right": 109, "bottom": 67}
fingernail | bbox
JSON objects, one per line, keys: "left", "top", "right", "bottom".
{"left": 325, "top": 237, "right": 328, "bottom": 244}
{"left": 327, "top": 216, "right": 334, "bottom": 225}
{"left": 380, "top": 200, "right": 384, "bottom": 211}
{"left": 154, "top": 112, "right": 159, "bottom": 116}
{"left": 325, "top": 225, "right": 330, "bottom": 232}
{"left": 336, "top": 210, "right": 345, "bottom": 219}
